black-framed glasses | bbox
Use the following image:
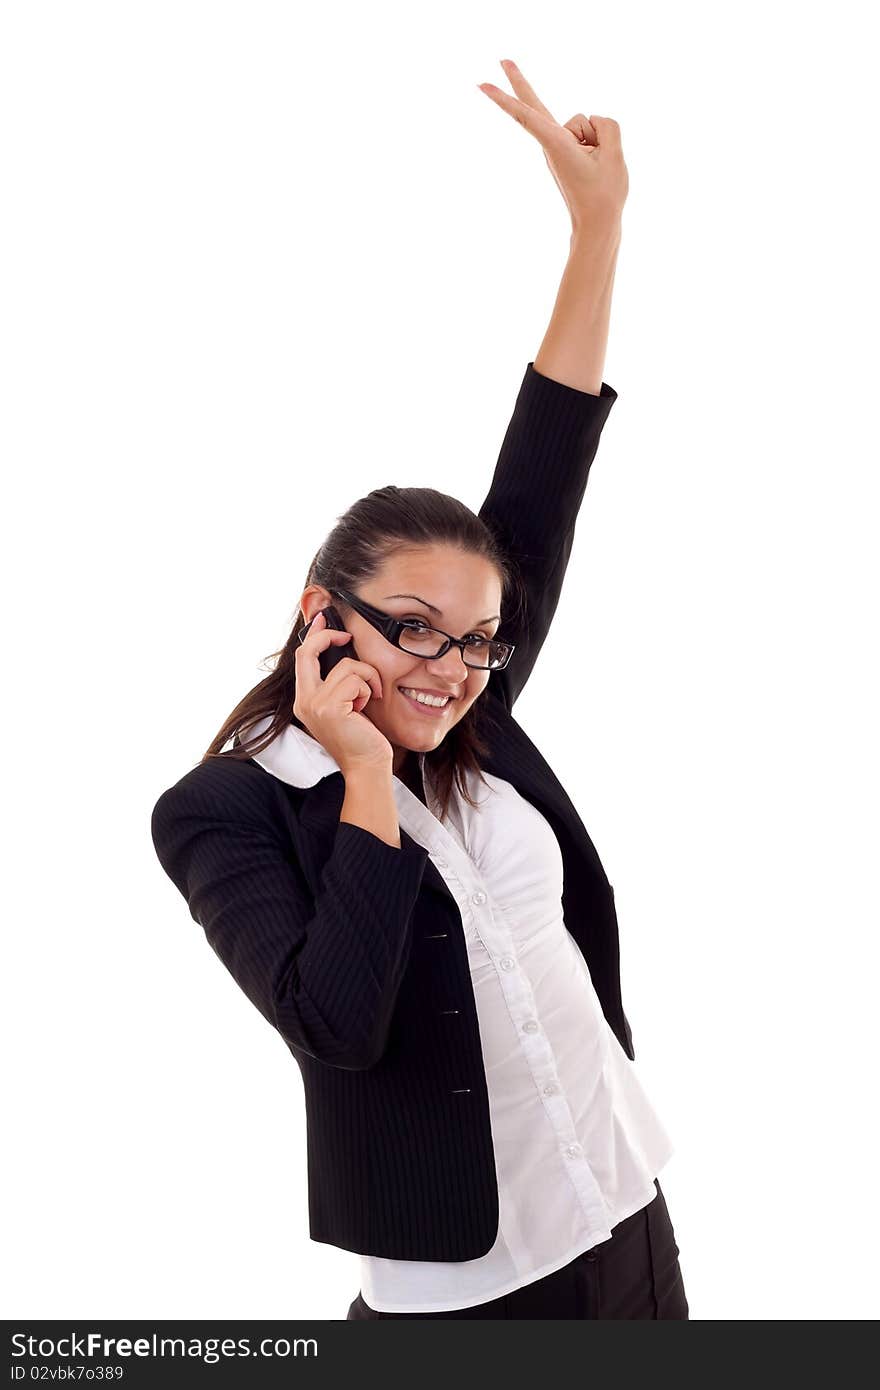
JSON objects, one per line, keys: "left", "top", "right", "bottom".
{"left": 320, "top": 586, "right": 516, "bottom": 671}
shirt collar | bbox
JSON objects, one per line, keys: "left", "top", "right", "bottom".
{"left": 237, "top": 715, "right": 341, "bottom": 789}
{"left": 237, "top": 714, "right": 425, "bottom": 791}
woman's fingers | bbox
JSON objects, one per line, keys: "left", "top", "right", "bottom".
{"left": 587, "top": 114, "right": 622, "bottom": 147}
{"left": 478, "top": 66, "right": 564, "bottom": 151}
{"left": 497, "top": 58, "right": 559, "bottom": 126}
{"left": 562, "top": 114, "right": 599, "bottom": 148}
{"left": 295, "top": 615, "right": 351, "bottom": 685}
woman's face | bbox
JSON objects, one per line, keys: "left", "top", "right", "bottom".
{"left": 300, "top": 544, "right": 504, "bottom": 774}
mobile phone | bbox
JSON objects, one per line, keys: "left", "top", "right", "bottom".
{"left": 297, "top": 604, "right": 358, "bottom": 681}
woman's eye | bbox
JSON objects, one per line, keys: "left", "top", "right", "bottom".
{"left": 402, "top": 618, "right": 491, "bottom": 642}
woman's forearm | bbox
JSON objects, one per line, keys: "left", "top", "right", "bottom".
{"left": 534, "top": 220, "right": 622, "bottom": 396}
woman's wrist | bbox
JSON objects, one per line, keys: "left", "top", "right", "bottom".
{"left": 569, "top": 215, "right": 622, "bottom": 257}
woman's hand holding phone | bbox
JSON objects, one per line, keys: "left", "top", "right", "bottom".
{"left": 293, "top": 610, "right": 394, "bottom": 776}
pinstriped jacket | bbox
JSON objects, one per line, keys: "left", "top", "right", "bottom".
{"left": 150, "top": 361, "right": 629, "bottom": 1262}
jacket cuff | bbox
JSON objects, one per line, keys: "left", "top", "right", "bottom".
{"left": 327, "top": 819, "right": 431, "bottom": 922}
{"left": 510, "top": 360, "right": 617, "bottom": 485}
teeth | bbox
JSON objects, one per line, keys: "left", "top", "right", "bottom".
{"left": 399, "top": 686, "right": 450, "bottom": 707}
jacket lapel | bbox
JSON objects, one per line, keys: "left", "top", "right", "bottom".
{"left": 480, "top": 703, "right": 608, "bottom": 883}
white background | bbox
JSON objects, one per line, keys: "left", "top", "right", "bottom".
{"left": 3, "top": 0, "right": 878, "bottom": 1321}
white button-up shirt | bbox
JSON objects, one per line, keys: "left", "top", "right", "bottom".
{"left": 242, "top": 717, "right": 675, "bottom": 1314}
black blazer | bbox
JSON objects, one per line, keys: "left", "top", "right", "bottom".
{"left": 150, "top": 361, "right": 628, "bottom": 1262}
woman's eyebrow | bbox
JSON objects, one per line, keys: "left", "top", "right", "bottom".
{"left": 382, "top": 593, "right": 500, "bottom": 624}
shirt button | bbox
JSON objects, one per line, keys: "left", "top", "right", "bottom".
{"left": 471, "top": 890, "right": 487, "bottom": 905}
{"left": 500, "top": 956, "right": 516, "bottom": 970}
{"left": 522, "top": 1020, "right": 539, "bottom": 1034}
{"left": 543, "top": 1082, "right": 560, "bottom": 1096}
{"left": 565, "top": 1144, "right": 582, "bottom": 1158}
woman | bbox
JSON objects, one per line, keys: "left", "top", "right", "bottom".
{"left": 151, "top": 60, "right": 689, "bottom": 1320}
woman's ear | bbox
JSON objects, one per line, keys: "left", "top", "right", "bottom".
{"left": 299, "top": 585, "right": 334, "bottom": 623}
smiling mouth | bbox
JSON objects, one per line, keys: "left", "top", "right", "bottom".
{"left": 398, "top": 685, "right": 456, "bottom": 710}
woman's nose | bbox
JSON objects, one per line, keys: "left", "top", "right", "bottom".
{"left": 428, "top": 648, "right": 470, "bottom": 683}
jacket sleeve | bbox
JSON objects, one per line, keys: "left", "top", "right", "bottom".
{"left": 150, "top": 770, "right": 431, "bottom": 1071}
{"left": 478, "top": 362, "right": 618, "bottom": 712}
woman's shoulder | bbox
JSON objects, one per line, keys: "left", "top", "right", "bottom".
{"left": 151, "top": 752, "right": 286, "bottom": 832}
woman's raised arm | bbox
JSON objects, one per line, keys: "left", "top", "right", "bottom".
{"left": 475, "top": 62, "right": 627, "bottom": 708}
{"left": 478, "top": 59, "right": 627, "bottom": 394}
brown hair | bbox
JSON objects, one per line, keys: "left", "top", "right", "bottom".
{"left": 201, "top": 484, "right": 524, "bottom": 821}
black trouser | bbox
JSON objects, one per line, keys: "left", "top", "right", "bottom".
{"left": 347, "top": 1178, "right": 688, "bottom": 1319}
